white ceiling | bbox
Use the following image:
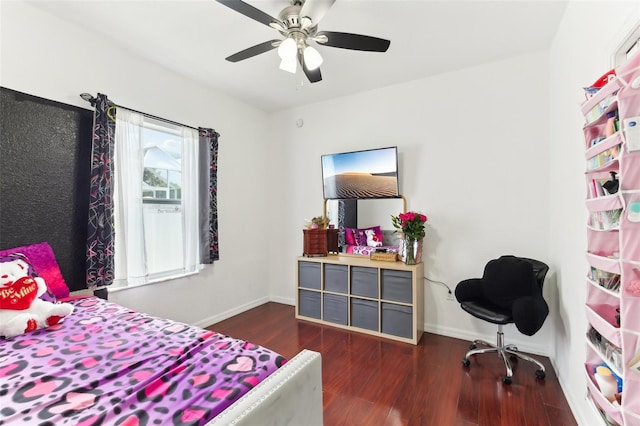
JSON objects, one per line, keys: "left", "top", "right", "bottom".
{"left": 27, "top": 0, "right": 568, "bottom": 112}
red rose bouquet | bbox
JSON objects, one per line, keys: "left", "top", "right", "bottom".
{"left": 391, "top": 212, "right": 427, "bottom": 240}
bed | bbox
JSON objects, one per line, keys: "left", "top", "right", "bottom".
{"left": 0, "top": 243, "right": 323, "bottom": 425}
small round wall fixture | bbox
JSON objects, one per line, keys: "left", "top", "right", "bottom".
{"left": 296, "top": 118, "right": 304, "bottom": 128}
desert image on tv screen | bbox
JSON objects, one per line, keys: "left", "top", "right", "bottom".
{"left": 322, "top": 147, "right": 398, "bottom": 199}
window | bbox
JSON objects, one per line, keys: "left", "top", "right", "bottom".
{"left": 113, "top": 109, "right": 201, "bottom": 287}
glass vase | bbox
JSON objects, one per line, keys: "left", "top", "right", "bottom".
{"left": 403, "top": 236, "right": 423, "bottom": 265}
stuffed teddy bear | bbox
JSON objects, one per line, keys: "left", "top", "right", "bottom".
{"left": 364, "top": 229, "right": 383, "bottom": 247}
{"left": 0, "top": 258, "right": 74, "bottom": 338}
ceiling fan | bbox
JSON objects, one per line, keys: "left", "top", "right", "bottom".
{"left": 216, "top": 0, "right": 391, "bottom": 83}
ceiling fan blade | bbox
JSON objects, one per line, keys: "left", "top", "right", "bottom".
{"left": 216, "top": 0, "right": 280, "bottom": 28}
{"left": 225, "top": 40, "right": 280, "bottom": 62}
{"left": 315, "top": 31, "right": 390, "bottom": 52}
{"left": 298, "top": 51, "right": 322, "bottom": 83}
{"left": 299, "top": 0, "right": 336, "bottom": 25}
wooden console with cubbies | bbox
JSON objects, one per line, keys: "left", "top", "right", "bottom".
{"left": 295, "top": 255, "right": 424, "bottom": 344}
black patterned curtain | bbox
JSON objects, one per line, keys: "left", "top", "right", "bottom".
{"left": 199, "top": 128, "right": 220, "bottom": 262}
{"left": 86, "top": 93, "right": 115, "bottom": 297}
{"left": 337, "top": 200, "right": 346, "bottom": 247}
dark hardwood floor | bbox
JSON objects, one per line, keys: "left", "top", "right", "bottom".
{"left": 207, "top": 302, "right": 577, "bottom": 426}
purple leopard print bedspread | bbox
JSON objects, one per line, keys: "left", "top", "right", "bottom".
{"left": 0, "top": 297, "right": 286, "bottom": 425}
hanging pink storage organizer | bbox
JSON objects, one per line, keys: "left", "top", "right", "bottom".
{"left": 581, "top": 50, "right": 640, "bottom": 425}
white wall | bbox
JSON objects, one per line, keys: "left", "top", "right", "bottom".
{"left": 0, "top": 1, "right": 273, "bottom": 327}
{"left": 269, "top": 51, "right": 553, "bottom": 355}
{"left": 549, "top": 2, "right": 640, "bottom": 424}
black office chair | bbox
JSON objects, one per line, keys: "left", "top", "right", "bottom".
{"left": 455, "top": 255, "right": 550, "bottom": 384}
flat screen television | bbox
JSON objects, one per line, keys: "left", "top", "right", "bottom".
{"left": 321, "top": 146, "right": 399, "bottom": 200}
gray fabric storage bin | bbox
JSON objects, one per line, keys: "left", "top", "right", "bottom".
{"left": 298, "top": 289, "right": 321, "bottom": 319}
{"left": 298, "top": 261, "right": 321, "bottom": 289}
{"left": 351, "top": 298, "right": 378, "bottom": 331}
{"left": 381, "top": 269, "right": 413, "bottom": 303}
{"left": 323, "top": 294, "right": 348, "bottom": 325}
{"left": 351, "top": 266, "right": 378, "bottom": 298}
{"left": 324, "top": 264, "right": 348, "bottom": 293}
{"left": 381, "top": 303, "right": 413, "bottom": 338}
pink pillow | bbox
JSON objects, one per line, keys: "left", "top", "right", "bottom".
{"left": 0, "top": 242, "right": 70, "bottom": 299}
{"left": 344, "top": 227, "right": 357, "bottom": 245}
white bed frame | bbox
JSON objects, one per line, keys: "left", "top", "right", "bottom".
{"left": 208, "top": 349, "right": 323, "bottom": 425}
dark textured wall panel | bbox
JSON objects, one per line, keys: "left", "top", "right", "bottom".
{"left": 0, "top": 87, "right": 92, "bottom": 291}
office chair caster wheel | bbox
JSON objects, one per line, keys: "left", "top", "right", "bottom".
{"left": 462, "top": 358, "right": 470, "bottom": 367}
{"left": 469, "top": 343, "right": 477, "bottom": 350}
{"left": 535, "top": 369, "right": 546, "bottom": 379}
{"left": 502, "top": 376, "right": 512, "bottom": 385}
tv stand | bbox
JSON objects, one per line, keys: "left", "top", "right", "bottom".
{"left": 295, "top": 255, "right": 424, "bottom": 344}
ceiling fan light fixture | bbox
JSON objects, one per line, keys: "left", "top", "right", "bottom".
{"left": 279, "top": 58, "right": 297, "bottom": 74}
{"left": 303, "top": 45, "right": 323, "bottom": 70}
{"left": 300, "top": 16, "right": 313, "bottom": 30}
{"left": 277, "top": 37, "right": 297, "bottom": 60}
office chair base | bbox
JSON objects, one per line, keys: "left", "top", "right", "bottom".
{"left": 461, "top": 327, "right": 546, "bottom": 384}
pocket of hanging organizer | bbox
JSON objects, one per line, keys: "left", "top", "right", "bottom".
{"left": 617, "top": 51, "right": 640, "bottom": 88}
{"left": 621, "top": 262, "right": 640, "bottom": 298}
{"left": 586, "top": 170, "right": 620, "bottom": 199}
{"left": 588, "top": 265, "right": 621, "bottom": 293}
{"left": 584, "top": 365, "right": 623, "bottom": 426}
{"left": 620, "top": 150, "right": 640, "bottom": 190}
{"left": 620, "top": 330, "right": 640, "bottom": 416}
{"left": 586, "top": 195, "right": 623, "bottom": 230}
{"left": 586, "top": 285, "right": 621, "bottom": 343}
{"left": 619, "top": 193, "right": 640, "bottom": 259}
{"left": 586, "top": 230, "right": 620, "bottom": 260}
{"left": 585, "top": 134, "right": 623, "bottom": 172}
{"left": 585, "top": 304, "right": 621, "bottom": 345}
{"left": 586, "top": 326, "right": 624, "bottom": 378}
{"left": 622, "top": 330, "right": 640, "bottom": 373}
{"left": 586, "top": 252, "right": 620, "bottom": 275}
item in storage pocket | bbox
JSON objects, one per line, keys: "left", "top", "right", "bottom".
{"left": 628, "top": 202, "right": 640, "bottom": 222}
{"left": 589, "top": 208, "right": 622, "bottom": 230}
{"left": 605, "top": 111, "right": 617, "bottom": 137}
{"left": 602, "top": 172, "right": 619, "bottom": 195}
{"left": 589, "top": 267, "right": 621, "bottom": 292}
{"left": 593, "top": 365, "right": 618, "bottom": 402}
{"left": 624, "top": 116, "right": 640, "bottom": 152}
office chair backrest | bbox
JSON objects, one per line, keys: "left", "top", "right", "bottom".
{"left": 482, "top": 256, "right": 540, "bottom": 309}
{"left": 517, "top": 257, "right": 549, "bottom": 291}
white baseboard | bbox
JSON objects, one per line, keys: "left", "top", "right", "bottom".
{"left": 424, "top": 322, "right": 549, "bottom": 357}
{"left": 194, "top": 297, "right": 293, "bottom": 329}
{"left": 269, "top": 295, "right": 295, "bottom": 306}
{"left": 550, "top": 357, "right": 597, "bottom": 426}
{"left": 193, "top": 296, "right": 270, "bottom": 329}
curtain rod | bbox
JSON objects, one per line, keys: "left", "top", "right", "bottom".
{"left": 80, "top": 93, "right": 212, "bottom": 133}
